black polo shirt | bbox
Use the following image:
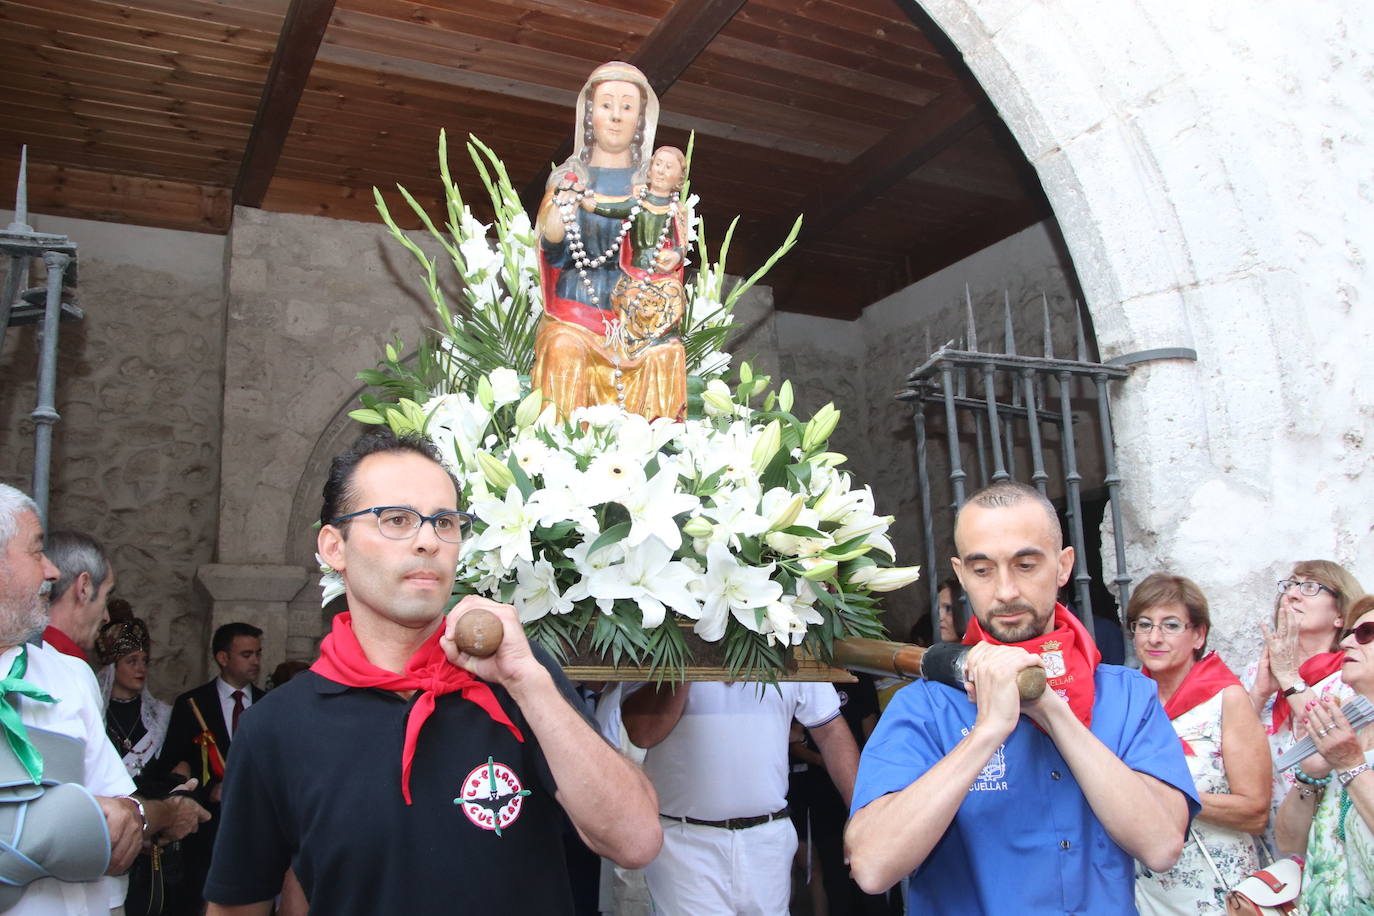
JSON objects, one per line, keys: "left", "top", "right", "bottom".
{"left": 205, "top": 649, "right": 582, "bottom": 914}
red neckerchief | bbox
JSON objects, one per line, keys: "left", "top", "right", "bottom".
{"left": 41, "top": 625, "right": 88, "bottom": 662}
{"left": 1146, "top": 651, "right": 1240, "bottom": 755}
{"left": 1268, "top": 650, "right": 1344, "bottom": 735}
{"left": 963, "top": 603, "right": 1101, "bottom": 727}
{"left": 311, "top": 613, "right": 524, "bottom": 804}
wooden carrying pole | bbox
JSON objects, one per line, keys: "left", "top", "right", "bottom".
{"left": 832, "top": 637, "right": 926, "bottom": 679}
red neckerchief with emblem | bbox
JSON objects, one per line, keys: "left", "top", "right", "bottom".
{"left": 1268, "top": 650, "right": 1344, "bottom": 736}
{"left": 311, "top": 613, "right": 524, "bottom": 805}
{"left": 963, "top": 603, "right": 1101, "bottom": 727}
{"left": 1146, "top": 651, "right": 1240, "bottom": 755}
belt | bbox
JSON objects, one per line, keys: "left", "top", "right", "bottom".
{"left": 662, "top": 807, "right": 790, "bottom": 830}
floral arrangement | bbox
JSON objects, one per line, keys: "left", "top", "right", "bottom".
{"left": 330, "top": 132, "right": 919, "bottom": 681}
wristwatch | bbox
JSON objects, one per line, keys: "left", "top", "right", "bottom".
{"left": 1338, "top": 762, "right": 1370, "bottom": 787}
{"left": 1282, "top": 679, "right": 1309, "bottom": 698}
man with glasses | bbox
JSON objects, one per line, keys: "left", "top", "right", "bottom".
{"left": 203, "top": 430, "right": 661, "bottom": 915}
{"left": 847, "top": 481, "right": 1197, "bottom": 914}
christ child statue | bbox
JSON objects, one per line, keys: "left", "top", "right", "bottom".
{"left": 581, "top": 146, "right": 689, "bottom": 355}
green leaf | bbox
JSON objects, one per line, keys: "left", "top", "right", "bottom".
{"left": 587, "top": 522, "right": 632, "bottom": 558}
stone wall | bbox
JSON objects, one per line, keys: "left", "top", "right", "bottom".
{"left": 209, "top": 206, "right": 448, "bottom": 670}
{"left": 0, "top": 210, "right": 226, "bottom": 694}
{"left": 920, "top": 0, "right": 1374, "bottom": 666}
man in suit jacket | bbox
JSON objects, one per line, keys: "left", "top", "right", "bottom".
{"left": 156, "top": 622, "right": 264, "bottom": 914}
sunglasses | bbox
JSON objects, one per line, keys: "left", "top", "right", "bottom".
{"left": 1342, "top": 622, "right": 1374, "bottom": 645}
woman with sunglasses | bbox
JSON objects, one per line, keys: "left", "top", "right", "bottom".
{"left": 1274, "top": 594, "right": 1374, "bottom": 915}
{"left": 1128, "top": 574, "right": 1270, "bottom": 914}
{"left": 1244, "top": 560, "right": 1364, "bottom": 833}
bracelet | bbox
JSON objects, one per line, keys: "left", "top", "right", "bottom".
{"left": 1296, "top": 784, "right": 1322, "bottom": 800}
{"left": 117, "top": 795, "right": 148, "bottom": 833}
{"left": 1338, "top": 762, "right": 1371, "bottom": 788}
{"left": 1294, "top": 767, "right": 1334, "bottom": 787}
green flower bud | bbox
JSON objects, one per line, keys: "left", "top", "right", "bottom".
{"left": 514, "top": 389, "right": 544, "bottom": 428}
{"left": 476, "top": 375, "right": 495, "bottom": 411}
{"left": 751, "top": 419, "right": 783, "bottom": 474}
{"left": 682, "top": 516, "right": 714, "bottom": 539}
{"left": 476, "top": 451, "right": 515, "bottom": 493}
{"left": 778, "top": 380, "right": 794, "bottom": 413}
{"left": 767, "top": 493, "right": 805, "bottom": 532}
{"left": 802, "top": 403, "right": 840, "bottom": 452}
{"left": 702, "top": 389, "right": 735, "bottom": 416}
{"left": 800, "top": 559, "right": 838, "bottom": 581}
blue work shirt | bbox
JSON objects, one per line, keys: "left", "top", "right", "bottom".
{"left": 851, "top": 665, "right": 1199, "bottom": 915}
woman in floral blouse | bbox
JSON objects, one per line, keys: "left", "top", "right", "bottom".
{"left": 1275, "top": 594, "right": 1374, "bottom": 916}
{"left": 1129, "top": 573, "right": 1271, "bottom": 914}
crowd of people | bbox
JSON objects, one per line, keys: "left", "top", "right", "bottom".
{"left": 3, "top": 443, "right": 1372, "bottom": 915}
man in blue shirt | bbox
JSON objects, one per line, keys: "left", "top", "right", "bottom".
{"left": 847, "top": 481, "right": 1198, "bottom": 914}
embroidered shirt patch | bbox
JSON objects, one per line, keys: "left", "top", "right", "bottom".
{"left": 455, "top": 756, "right": 531, "bottom": 836}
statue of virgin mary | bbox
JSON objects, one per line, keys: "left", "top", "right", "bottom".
{"left": 532, "top": 61, "right": 688, "bottom": 422}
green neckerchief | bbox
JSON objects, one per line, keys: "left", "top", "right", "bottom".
{"left": 1, "top": 646, "right": 57, "bottom": 784}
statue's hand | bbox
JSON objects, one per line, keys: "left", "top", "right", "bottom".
{"left": 654, "top": 248, "right": 683, "bottom": 272}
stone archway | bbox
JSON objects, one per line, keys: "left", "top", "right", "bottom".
{"left": 910, "top": 0, "right": 1374, "bottom": 659}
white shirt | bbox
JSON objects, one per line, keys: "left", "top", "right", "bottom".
{"left": 635, "top": 681, "right": 841, "bottom": 821}
{"left": 215, "top": 676, "right": 254, "bottom": 740}
{"left": 3, "top": 642, "right": 135, "bottom": 915}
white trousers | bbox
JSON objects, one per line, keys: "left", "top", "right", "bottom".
{"left": 645, "top": 816, "right": 797, "bottom": 916}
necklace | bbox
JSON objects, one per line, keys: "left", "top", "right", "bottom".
{"left": 106, "top": 696, "right": 144, "bottom": 754}
{"left": 557, "top": 185, "right": 647, "bottom": 307}
{"left": 644, "top": 191, "right": 681, "bottom": 264}
{"left": 1337, "top": 787, "right": 1354, "bottom": 844}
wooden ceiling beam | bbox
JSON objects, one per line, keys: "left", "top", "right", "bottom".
{"left": 234, "top": 0, "right": 337, "bottom": 208}
{"left": 789, "top": 89, "right": 989, "bottom": 246}
{"left": 518, "top": 0, "right": 748, "bottom": 211}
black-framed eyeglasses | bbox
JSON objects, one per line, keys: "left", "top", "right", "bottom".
{"left": 1129, "top": 618, "right": 1191, "bottom": 636}
{"left": 1341, "top": 621, "right": 1374, "bottom": 645}
{"left": 329, "top": 506, "right": 472, "bottom": 543}
{"left": 1277, "top": 578, "right": 1335, "bottom": 598}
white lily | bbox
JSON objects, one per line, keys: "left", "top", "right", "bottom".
{"left": 468, "top": 486, "right": 539, "bottom": 569}
{"left": 459, "top": 544, "right": 511, "bottom": 594}
{"left": 563, "top": 539, "right": 627, "bottom": 615}
{"left": 847, "top": 565, "right": 922, "bottom": 592}
{"left": 691, "top": 542, "right": 782, "bottom": 641}
{"left": 585, "top": 537, "right": 700, "bottom": 628}
{"left": 511, "top": 557, "right": 574, "bottom": 623}
{"left": 701, "top": 486, "right": 768, "bottom": 546}
{"left": 617, "top": 464, "right": 700, "bottom": 551}
{"left": 763, "top": 592, "right": 825, "bottom": 647}
{"left": 832, "top": 513, "right": 893, "bottom": 546}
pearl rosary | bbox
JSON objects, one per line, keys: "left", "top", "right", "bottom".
{"left": 558, "top": 185, "right": 648, "bottom": 306}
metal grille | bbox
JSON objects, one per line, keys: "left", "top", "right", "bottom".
{"left": 899, "top": 291, "right": 1130, "bottom": 645}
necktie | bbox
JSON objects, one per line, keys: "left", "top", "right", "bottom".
{"left": 231, "top": 689, "right": 245, "bottom": 736}
{"left": 1, "top": 647, "right": 57, "bottom": 784}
